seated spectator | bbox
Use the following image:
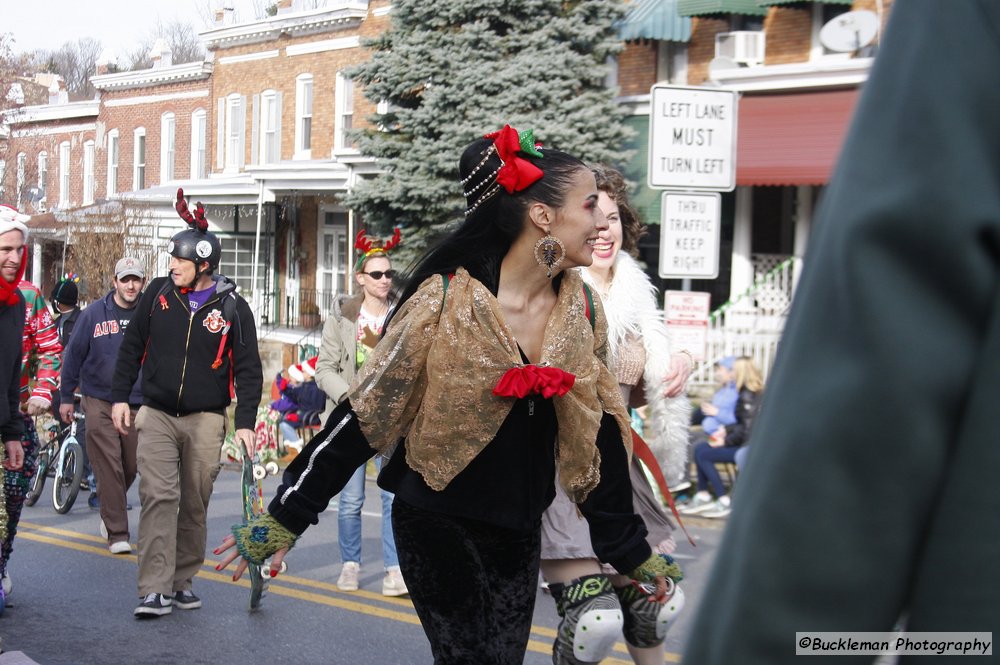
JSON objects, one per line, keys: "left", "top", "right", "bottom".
{"left": 691, "top": 355, "right": 737, "bottom": 436}
{"left": 273, "top": 357, "right": 326, "bottom": 452}
{"left": 671, "top": 356, "right": 738, "bottom": 491}
{"left": 680, "top": 356, "right": 764, "bottom": 519}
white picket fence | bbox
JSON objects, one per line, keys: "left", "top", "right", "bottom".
{"left": 688, "top": 255, "right": 801, "bottom": 389}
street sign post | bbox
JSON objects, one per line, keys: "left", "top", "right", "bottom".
{"left": 648, "top": 85, "right": 738, "bottom": 192}
{"left": 665, "top": 290, "right": 712, "bottom": 361}
{"left": 659, "top": 191, "right": 722, "bottom": 280}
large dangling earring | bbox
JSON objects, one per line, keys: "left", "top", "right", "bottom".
{"left": 533, "top": 234, "right": 566, "bottom": 279}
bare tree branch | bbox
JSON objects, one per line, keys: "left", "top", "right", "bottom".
{"left": 123, "top": 18, "right": 206, "bottom": 71}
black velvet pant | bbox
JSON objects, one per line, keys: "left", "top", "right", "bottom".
{"left": 392, "top": 499, "right": 541, "bottom": 665}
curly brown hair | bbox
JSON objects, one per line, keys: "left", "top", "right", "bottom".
{"left": 591, "top": 164, "right": 647, "bottom": 257}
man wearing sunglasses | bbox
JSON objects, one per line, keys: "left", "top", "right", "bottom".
{"left": 314, "top": 240, "right": 408, "bottom": 598}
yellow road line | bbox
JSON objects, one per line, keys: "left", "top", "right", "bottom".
{"left": 18, "top": 522, "right": 680, "bottom": 662}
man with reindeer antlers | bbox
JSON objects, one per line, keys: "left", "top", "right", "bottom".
{"left": 112, "top": 189, "right": 263, "bottom": 619}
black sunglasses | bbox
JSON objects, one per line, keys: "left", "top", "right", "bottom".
{"left": 362, "top": 270, "right": 396, "bottom": 280}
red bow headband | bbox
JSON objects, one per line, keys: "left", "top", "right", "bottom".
{"left": 355, "top": 227, "right": 402, "bottom": 271}
{"left": 462, "top": 125, "right": 544, "bottom": 215}
{"left": 175, "top": 188, "right": 208, "bottom": 232}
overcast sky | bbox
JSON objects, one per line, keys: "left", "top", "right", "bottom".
{"left": 4, "top": 0, "right": 264, "bottom": 60}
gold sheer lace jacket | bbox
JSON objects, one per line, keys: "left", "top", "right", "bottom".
{"left": 348, "top": 267, "right": 632, "bottom": 503}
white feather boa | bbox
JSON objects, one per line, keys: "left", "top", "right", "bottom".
{"left": 580, "top": 254, "right": 692, "bottom": 484}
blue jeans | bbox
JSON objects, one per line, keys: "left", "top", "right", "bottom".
{"left": 337, "top": 457, "right": 398, "bottom": 568}
{"left": 693, "top": 441, "right": 737, "bottom": 498}
{"left": 278, "top": 421, "right": 300, "bottom": 445}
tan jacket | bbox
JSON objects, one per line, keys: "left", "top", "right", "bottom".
{"left": 314, "top": 293, "right": 363, "bottom": 421}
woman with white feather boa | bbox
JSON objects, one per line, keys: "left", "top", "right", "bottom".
{"left": 540, "top": 166, "right": 693, "bottom": 665}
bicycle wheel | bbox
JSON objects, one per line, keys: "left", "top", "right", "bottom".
{"left": 52, "top": 439, "right": 84, "bottom": 514}
{"left": 24, "top": 448, "right": 51, "bottom": 507}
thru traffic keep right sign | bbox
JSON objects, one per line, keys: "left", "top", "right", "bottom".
{"left": 659, "top": 191, "right": 722, "bottom": 280}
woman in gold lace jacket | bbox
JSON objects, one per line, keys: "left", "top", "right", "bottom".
{"left": 217, "top": 125, "right": 681, "bottom": 664}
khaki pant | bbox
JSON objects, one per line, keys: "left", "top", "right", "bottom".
{"left": 81, "top": 396, "right": 138, "bottom": 545}
{"left": 134, "top": 406, "right": 225, "bottom": 597}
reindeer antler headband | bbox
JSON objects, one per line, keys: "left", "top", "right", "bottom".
{"left": 354, "top": 227, "right": 402, "bottom": 272}
{"left": 175, "top": 188, "right": 208, "bottom": 232}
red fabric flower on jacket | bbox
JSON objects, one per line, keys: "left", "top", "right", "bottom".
{"left": 492, "top": 365, "right": 575, "bottom": 399}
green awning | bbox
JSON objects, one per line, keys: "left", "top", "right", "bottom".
{"left": 621, "top": 115, "right": 661, "bottom": 228}
{"left": 758, "top": 0, "right": 851, "bottom": 5}
{"left": 619, "top": 0, "right": 692, "bottom": 42}
{"left": 677, "top": 0, "right": 768, "bottom": 16}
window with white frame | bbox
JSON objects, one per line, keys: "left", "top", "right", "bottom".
{"left": 334, "top": 73, "right": 354, "bottom": 151}
{"left": 160, "top": 112, "right": 176, "bottom": 182}
{"left": 260, "top": 90, "right": 280, "bottom": 164}
{"left": 190, "top": 109, "right": 207, "bottom": 179}
{"left": 37, "top": 151, "right": 47, "bottom": 205}
{"left": 133, "top": 128, "right": 146, "bottom": 190}
{"left": 218, "top": 234, "right": 269, "bottom": 295}
{"left": 107, "top": 130, "right": 119, "bottom": 195}
{"left": 226, "top": 94, "right": 245, "bottom": 170}
{"left": 83, "top": 140, "right": 96, "bottom": 205}
{"left": 295, "top": 74, "right": 313, "bottom": 158}
{"left": 59, "top": 141, "right": 71, "bottom": 207}
{"left": 15, "top": 153, "right": 26, "bottom": 208}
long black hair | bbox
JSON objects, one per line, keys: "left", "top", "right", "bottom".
{"left": 387, "top": 135, "right": 588, "bottom": 329}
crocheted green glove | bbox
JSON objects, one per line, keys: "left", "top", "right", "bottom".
{"left": 628, "top": 552, "right": 684, "bottom": 584}
{"left": 231, "top": 513, "right": 298, "bottom": 566}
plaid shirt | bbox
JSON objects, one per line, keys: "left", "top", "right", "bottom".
{"left": 18, "top": 280, "right": 62, "bottom": 406}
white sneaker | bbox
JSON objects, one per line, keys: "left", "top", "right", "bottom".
{"left": 1, "top": 572, "right": 10, "bottom": 596}
{"left": 382, "top": 568, "right": 408, "bottom": 597}
{"left": 337, "top": 562, "right": 360, "bottom": 591}
{"left": 99, "top": 519, "right": 108, "bottom": 540}
{"left": 702, "top": 496, "right": 732, "bottom": 519}
{"left": 109, "top": 541, "right": 132, "bottom": 555}
{"left": 678, "top": 492, "right": 715, "bottom": 515}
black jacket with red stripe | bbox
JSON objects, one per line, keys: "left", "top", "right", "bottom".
{"left": 111, "top": 275, "right": 263, "bottom": 430}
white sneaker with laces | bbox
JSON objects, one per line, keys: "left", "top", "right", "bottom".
{"left": 382, "top": 568, "right": 409, "bottom": 597}
{"left": 337, "top": 562, "right": 360, "bottom": 591}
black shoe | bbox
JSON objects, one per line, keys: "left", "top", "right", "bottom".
{"left": 88, "top": 493, "right": 100, "bottom": 510}
{"left": 173, "top": 589, "right": 202, "bottom": 610}
{"left": 134, "top": 593, "right": 172, "bottom": 618}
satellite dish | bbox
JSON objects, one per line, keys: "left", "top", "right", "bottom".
{"left": 820, "top": 10, "right": 878, "bottom": 52}
{"left": 708, "top": 56, "right": 739, "bottom": 80}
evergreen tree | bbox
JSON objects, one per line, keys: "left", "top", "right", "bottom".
{"left": 346, "top": 0, "right": 632, "bottom": 260}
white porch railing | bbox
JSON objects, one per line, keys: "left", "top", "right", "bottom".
{"left": 688, "top": 255, "right": 800, "bottom": 390}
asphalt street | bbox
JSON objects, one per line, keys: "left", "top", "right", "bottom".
{"left": 0, "top": 465, "right": 725, "bottom": 664}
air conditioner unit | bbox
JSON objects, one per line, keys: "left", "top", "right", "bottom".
{"left": 715, "top": 31, "right": 765, "bottom": 66}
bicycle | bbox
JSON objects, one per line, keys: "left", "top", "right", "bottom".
{"left": 24, "top": 412, "right": 85, "bottom": 514}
